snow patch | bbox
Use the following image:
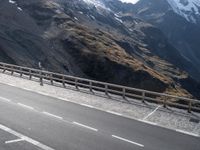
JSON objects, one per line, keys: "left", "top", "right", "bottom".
{"left": 115, "top": 17, "right": 123, "bottom": 23}
{"left": 167, "top": 0, "right": 200, "bottom": 23}
{"left": 17, "top": 7, "right": 22, "bottom": 11}
{"left": 9, "top": 0, "right": 16, "bottom": 4}
{"left": 83, "top": 0, "right": 110, "bottom": 10}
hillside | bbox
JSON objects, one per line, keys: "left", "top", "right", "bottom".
{"left": 0, "top": 0, "right": 200, "bottom": 98}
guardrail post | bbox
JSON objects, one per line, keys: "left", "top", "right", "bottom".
{"left": 50, "top": 74, "right": 53, "bottom": 85}
{"left": 2, "top": 64, "right": 6, "bottom": 73}
{"left": 188, "top": 100, "right": 192, "bottom": 113}
{"left": 20, "top": 67, "right": 22, "bottom": 77}
{"left": 105, "top": 84, "right": 108, "bottom": 96}
{"left": 29, "top": 70, "right": 32, "bottom": 80}
{"left": 11, "top": 66, "right": 14, "bottom": 75}
{"left": 39, "top": 71, "right": 43, "bottom": 86}
{"left": 142, "top": 91, "right": 145, "bottom": 103}
{"left": 62, "top": 76, "right": 65, "bottom": 87}
{"left": 75, "top": 78, "right": 78, "bottom": 89}
{"left": 122, "top": 88, "right": 126, "bottom": 99}
{"left": 163, "top": 99, "right": 167, "bottom": 108}
{"left": 89, "top": 81, "right": 93, "bottom": 92}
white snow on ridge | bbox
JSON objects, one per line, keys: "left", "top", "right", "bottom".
{"left": 83, "top": 0, "right": 108, "bottom": 9}
{"left": 167, "top": 0, "right": 200, "bottom": 23}
{"left": 8, "top": 0, "right": 23, "bottom": 11}
{"left": 9, "top": 0, "right": 16, "bottom": 4}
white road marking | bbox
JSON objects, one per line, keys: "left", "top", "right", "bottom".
{"left": 0, "top": 124, "right": 55, "bottom": 150}
{"left": 106, "top": 110, "right": 122, "bottom": 116}
{"left": 112, "top": 135, "right": 144, "bottom": 147}
{"left": 73, "top": 122, "right": 98, "bottom": 132}
{"left": 17, "top": 103, "right": 34, "bottom": 110}
{"left": 175, "top": 129, "right": 199, "bottom": 137}
{"left": 5, "top": 138, "right": 24, "bottom": 144}
{"left": 80, "top": 103, "right": 94, "bottom": 108}
{"left": 139, "top": 120, "right": 157, "bottom": 126}
{"left": 42, "top": 111, "right": 63, "bottom": 120}
{"left": 143, "top": 106, "right": 161, "bottom": 120}
{"left": 0, "top": 96, "right": 11, "bottom": 102}
{"left": 58, "top": 97, "right": 70, "bottom": 102}
{"left": 23, "top": 88, "right": 32, "bottom": 91}
{"left": 38, "top": 92, "right": 49, "bottom": 96}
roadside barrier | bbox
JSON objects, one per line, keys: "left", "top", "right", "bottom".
{"left": 0, "top": 62, "right": 199, "bottom": 113}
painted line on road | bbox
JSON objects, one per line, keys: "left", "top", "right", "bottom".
{"left": 42, "top": 111, "right": 63, "bottom": 120}
{"left": 38, "top": 92, "right": 50, "bottom": 97}
{"left": 0, "top": 96, "right": 11, "bottom": 102}
{"left": 139, "top": 119, "right": 157, "bottom": 126}
{"left": 17, "top": 103, "right": 34, "bottom": 110}
{"left": 143, "top": 106, "right": 161, "bottom": 120}
{"left": 175, "top": 129, "right": 199, "bottom": 137}
{"left": 73, "top": 121, "right": 98, "bottom": 132}
{"left": 80, "top": 103, "right": 94, "bottom": 108}
{"left": 0, "top": 124, "right": 55, "bottom": 150}
{"left": 106, "top": 110, "right": 122, "bottom": 116}
{"left": 112, "top": 135, "right": 144, "bottom": 147}
{"left": 5, "top": 138, "right": 24, "bottom": 144}
{"left": 23, "top": 88, "right": 33, "bottom": 91}
{"left": 58, "top": 97, "right": 70, "bottom": 102}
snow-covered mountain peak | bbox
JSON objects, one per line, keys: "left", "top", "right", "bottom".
{"left": 167, "top": 0, "right": 200, "bottom": 23}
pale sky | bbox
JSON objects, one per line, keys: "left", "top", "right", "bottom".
{"left": 120, "top": 0, "right": 139, "bottom": 4}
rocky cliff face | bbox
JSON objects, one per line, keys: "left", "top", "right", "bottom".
{"left": 0, "top": 0, "right": 200, "bottom": 98}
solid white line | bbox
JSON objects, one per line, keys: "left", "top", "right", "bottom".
{"left": 5, "top": 138, "right": 24, "bottom": 144}
{"left": 80, "top": 103, "right": 94, "bottom": 108}
{"left": 17, "top": 103, "right": 34, "bottom": 110}
{"left": 73, "top": 122, "right": 98, "bottom": 132}
{"left": 42, "top": 111, "right": 63, "bottom": 120}
{"left": 143, "top": 106, "right": 161, "bottom": 120}
{"left": 175, "top": 129, "right": 199, "bottom": 137}
{"left": 0, "top": 96, "right": 11, "bottom": 102}
{"left": 139, "top": 120, "right": 157, "bottom": 126}
{"left": 38, "top": 92, "right": 49, "bottom": 96}
{"left": 112, "top": 135, "right": 144, "bottom": 147}
{"left": 23, "top": 88, "right": 32, "bottom": 91}
{"left": 0, "top": 124, "right": 55, "bottom": 150}
{"left": 58, "top": 97, "right": 70, "bottom": 102}
{"left": 106, "top": 110, "right": 122, "bottom": 116}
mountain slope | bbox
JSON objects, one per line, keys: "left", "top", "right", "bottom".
{"left": 0, "top": 0, "right": 200, "bottom": 98}
{"left": 133, "top": 0, "right": 200, "bottom": 81}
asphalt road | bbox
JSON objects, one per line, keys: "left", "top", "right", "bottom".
{"left": 0, "top": 83, "right": 199, "bottom": 150}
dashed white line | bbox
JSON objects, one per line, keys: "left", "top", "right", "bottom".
{"left": 112, "top": 135, "right": 144, "bottom": 147}
{"left": 17, "top": 103, "right": 34, "bottom": 110}
{"left": 80, "top": 103, "right": 94, "bottom": 108}
{"left": 73, "top": 121, "right": 98, "bottom": 132}
{"left": 5, "top": 138, "right": 24, "bottom": 144}
{"left": 42, "top": 111, "right": 63, "bottom": 120}
{"left": 0, "top": 96, "right": 11, "bottom": 102}
{"left": 106, "top": 110, "right": 122, "bottom": 116}
{"left": 175, "top": 129, "right": 199, "bottom": 137}
{"left": 143, "top": 106, "right": 161, "bottom": 120}
{"left": 0, "top": 124, "right": 55, "bottom": 150}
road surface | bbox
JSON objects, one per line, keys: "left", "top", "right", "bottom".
{"left": 0, "top": 83, "right": 199, "bottom": 150}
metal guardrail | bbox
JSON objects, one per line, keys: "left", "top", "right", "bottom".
{"left": 0, "top": 62, "right": 200, "bottom": 113}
